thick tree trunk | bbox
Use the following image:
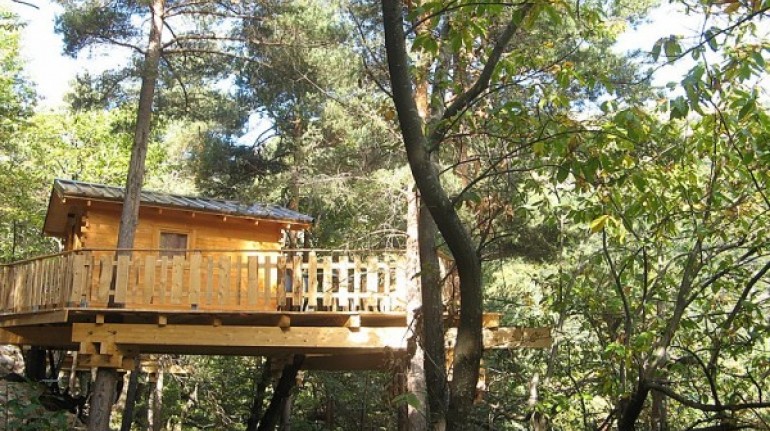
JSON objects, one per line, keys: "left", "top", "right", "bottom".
{"left": 89, "top": 368, "right": 119, "bottom": 431}
{"left": 120, "top": 358, "right": 141, "bottom": 431}
{"left": 406, "top": 190, "right": 428, "bottom": 430}
{"left": 247, "top": 358, "right": 272, "bottom": 431}
{"left": 382, "top": 1, "right": 484, "bottom": 427}
{"left": 90, "top": 1, "right": 164, "bottom": 429}
{"left": 257, "top": 355, "right": 304, "bottom": 431}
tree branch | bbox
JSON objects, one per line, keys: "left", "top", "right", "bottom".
{"left": 649, "top": 382, "right": 770, "bottom": 413}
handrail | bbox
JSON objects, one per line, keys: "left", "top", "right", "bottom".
{"left": 0, "top": 250, "right": 78, "bottom": 267}
{"left": 0, "top": 248, "right": 439, "bottom": 316}
{"left": 0, "top": 248, "right": 408, "bottom": 267}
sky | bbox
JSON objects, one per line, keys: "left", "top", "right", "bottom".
{"left": 10, "top": 1, "right": 132, "bottom": 108}
{"left": 9, "top": 0, "right": 703, "bottom": 110}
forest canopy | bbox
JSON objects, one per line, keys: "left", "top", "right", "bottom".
{"left": 1, "top": 0, "right": 769, "bottom": 429}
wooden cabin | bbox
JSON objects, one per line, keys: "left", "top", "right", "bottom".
{"left": 0, "top": 179, "right": 550, "bottom": 373}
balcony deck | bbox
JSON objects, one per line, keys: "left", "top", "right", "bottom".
{"left": 0, "top": 249, "right": 551, "bottom": 371}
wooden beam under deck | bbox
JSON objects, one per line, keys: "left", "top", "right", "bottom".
{"left": 0, "top": 326, "right": 76, "bottom": 349}
{"left": 71, "top": 323, "right": 551, "bottom": 356}
{"left": 303, "top": 352, "right": 405, "bottom": 371}
{"left": 0, "top": 309, "right": 69, "bottom": 328}
{"left": 72, "top": 323, "right": 409, "bottom": 355}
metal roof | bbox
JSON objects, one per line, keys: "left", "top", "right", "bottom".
{"left": 53, "top": 179, "right": 314, "bottom": 225}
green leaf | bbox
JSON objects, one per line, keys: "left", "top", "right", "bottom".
{"left": 664, "top": 36, "right": 682, "bottom": 60}
{"left": 556, "top": 163, "right": 570, "bottom": 182}
{"left": 738, "top": 97, "right": 756, "bottom": 120}
{"left": 670, "top": 96, "right": 689, "bottom": 120}
{"left": 392, "top": 392, "right": 422, "bottom": 409}
{"left": 651, "top": 38, "right": 664, "bottom": 61}
{"left": 705, "top": 28, "right": 719, "bottom": 51}
{"left": 590, "top": 215, "right": 610, "bottom": 233}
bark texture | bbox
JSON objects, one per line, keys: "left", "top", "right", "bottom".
{"left": 419, "top": 201, "right": 446, "bottom": 429}
{"left": 257, "top": 355, "right": 305, "bottom": 431}
{"left": 120, "top": 358, "right": 141, "bottom": 431}
{"left": 406, "top": 190, "right": 428, "bottom": 429}
{"left": 247, "top": 358, "right": 272, "bottom": 431}
{"left": 89, "top": 368, "right": 119, "bottom": 431}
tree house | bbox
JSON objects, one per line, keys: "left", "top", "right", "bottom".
{"left": 0, "top": 179, "right": 550, "bottom": 373}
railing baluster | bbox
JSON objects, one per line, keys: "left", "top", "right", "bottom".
{"left": 190, "top": 253, "right": 201, "bottom": 308}
{"left": 308, "top": 252, "right": 317, "bottom": 311}
{"left": 263, "top": 254, "right": 273, "bottom": 309}
{"left": 293, "top": 255, "right": 302, "bottom": 311}
{"left": 366, "top": 256, "right": 377, "bottom": 311}
{"left": 322, "top": 256, "right": 332, "bottom": 311}
{"left": 218, "top": 255, "right": 230, "bottom": 307}
{"left": 159, "top": 256, "right": 169, "bottom": 305}
{"left": 171, "top": 255, "right": 184, "bottom": 305}
{"left": 277, "top": 255, "right": 286, "bottom": 309}
{"left": 97, "top": 255, "right": 113, "bottom": 305}
{"left": 70, "top": 253, "right": 85, "bottom": 306}
{"left": 206, "top": 256, "right": 214, "bottom": 306}
{"left": 338, "top": 256, "right": 349, "bottom": 311}
{"left": 248, "top": 256, "right": 258, "bottom": 308}
{"left": 115, "top": 255, "right": 130, "bottom": 304}
{"left": 236, "top": 255, "right": 244, "bottom": 306}
{"left": 145, "top": 255, "right": 156, "bottom": 305}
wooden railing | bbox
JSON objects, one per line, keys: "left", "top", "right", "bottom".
{"left": 0, "top": 249, "right": 425, "bottom": 314}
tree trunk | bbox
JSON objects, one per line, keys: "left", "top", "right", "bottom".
{"left": 120, "top": 358, "right": 141, "bottom": 431}
{"left": 116, "top": 0, "right": 165, "bottom": 252}
{"left": 279, "top": 394, "right": 294, "bottom": 431}
{"left": 257, "top": 355, "right": 304, "bottom": 431}
{"left": 420, "top": 195, "right": 446, "bottom": 430}
{"left": 90, "top": 1, "right": 164, "bottom": 428}
{"left": 247, "top": 358, "right": 272, "bottom": 431}
{"left": 150, "top": 367, "right": 164, "bottom": 431}
{"left": 618, "top": 381, "right": 649, "bottom": 431}
{"left": 381, "top": 1, "right": 484, "bottom": 427}
{"left": 406, "top": 190, "right": 428, "bottom": 430}
{"left": 89, "top": 368, "right": 119, "bottom": 431}
{"left": 24, "top": 347, "right": 46, "bottom": 381}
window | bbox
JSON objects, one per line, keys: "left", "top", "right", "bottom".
{"left": 160, "top": 232, "right": 188, "bottom": 257}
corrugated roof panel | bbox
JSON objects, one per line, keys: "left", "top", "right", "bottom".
{"left": 53, "top": 179, "right": 313, "bottom": 224}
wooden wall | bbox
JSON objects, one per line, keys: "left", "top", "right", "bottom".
{"left": 68, "top": 200, "right": 285, "bottom": 252}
